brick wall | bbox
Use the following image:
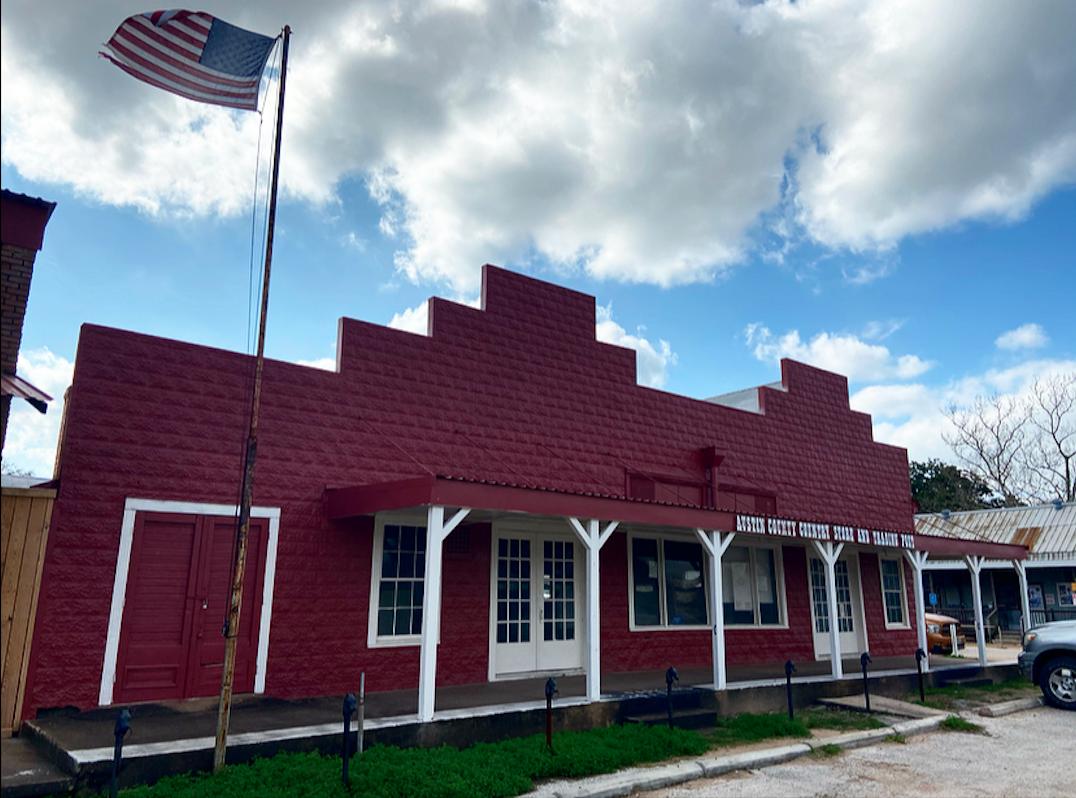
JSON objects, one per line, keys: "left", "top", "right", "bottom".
{"left": 26, "top": 265, "right": 916, "bottom": 714}
{"left": 1, "top": 243, "right": 35, "bottom": 375}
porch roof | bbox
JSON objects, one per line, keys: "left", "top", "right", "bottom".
{"left": 325, "top": 475, "right": 1028, "bottom": 560}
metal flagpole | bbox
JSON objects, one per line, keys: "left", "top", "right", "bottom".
{"left": 214, "top": 25, "right": 290, "bottom": 774}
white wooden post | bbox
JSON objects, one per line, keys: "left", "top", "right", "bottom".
{"left": 903, "top": 549, "right": 930, "bottom": 672}
{"left": 567, "top": 517, "right": 619, "bottom": 702}
{"left": 417, "top": 505, "right": 470, "bottom": 722}
{"left": 695, "top": 529, "right": 735, "bottom": 689}
{"left": 1013, "top": 560, "right": 1031, "bottom": 633}
{"left": 965, "top": 555, "right": 987, "bottom": 667}
{"left": 811, "top": 540, "right": 845, "bottom": 680}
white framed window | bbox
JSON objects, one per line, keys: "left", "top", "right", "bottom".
{"left": 629, "top": 535, "right": 709, "bottom": 629}
{"left": 879, "top": 556, "right": 909, "bottom": 628}
{"left": 722, "top": 543, "right": 786, "bottom": 627}
{"left": 367, "top": 514, "right": 427, "bottom": 648}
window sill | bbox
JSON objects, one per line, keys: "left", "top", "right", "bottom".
{"left": 368, "top": 635, "right": 422, "bottom": 649}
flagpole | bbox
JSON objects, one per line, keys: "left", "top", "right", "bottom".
{"left": 214, "top": 24, "right": 290, "bottom": 774}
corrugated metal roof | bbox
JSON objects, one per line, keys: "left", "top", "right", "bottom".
{"left": 915, "top": 502, "right": 1076, "bottom": 557}
{"left": 1, "top": 372, "right": 51, "bottom": 413}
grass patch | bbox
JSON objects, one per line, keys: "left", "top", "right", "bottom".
{"left": 939, "top": 715, "right": 984, "bottom": 734}
{"left": 813, "top": 743, "right": 841, "bottom": 758}
{"left": 884, "top": 733, "right": 906, "bottom": 744}
{"left": 801, "top": 708, "right": 886, "bottom": 732}
{"left": 708, "top": 712, "right": 809, "bottom": 747}
{"left": 116, "top": 724, "right": 711, "bottom": 798}
{"left": 910, "top": 678, "right": 1036, "bottom": 710}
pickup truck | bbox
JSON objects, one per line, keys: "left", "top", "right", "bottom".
{"left": 1018, "top": 620, "right": 1076, "bottom": 711}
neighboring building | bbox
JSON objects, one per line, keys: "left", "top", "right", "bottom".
{"left": 1, "top": 189, "right": 57, "bottom": 736}
{"left": 1, "top": 189, "right": 56, "bottom": 455}
{"left": 23, "top": 265, "right": 1024, "bottom": 723}
{"left": 916, "top": 502, "right": 1076, "bottom": 637}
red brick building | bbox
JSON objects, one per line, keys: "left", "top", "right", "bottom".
{"left": 23, "top": 265, "right": 1025, "bottom": 722}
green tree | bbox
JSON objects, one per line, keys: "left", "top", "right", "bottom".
{"left": 909, "top": 459, "right": 997, "bottom": 513}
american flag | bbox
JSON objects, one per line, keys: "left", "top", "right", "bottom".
{"left": 101, "top": 10, "right": 277, "bottom": 111}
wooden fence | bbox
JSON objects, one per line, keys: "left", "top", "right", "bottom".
{"left": 2, "top": 486, "right": 55, "bottom": 736}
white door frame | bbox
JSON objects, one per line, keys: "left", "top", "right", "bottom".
{"left": 487, "top": 523, "right": 585, "bottom": 680}
{"left": 808, "top": 546, "right": 868, "bottom": 671}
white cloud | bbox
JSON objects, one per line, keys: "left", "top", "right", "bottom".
{"left": 388, "top": 302, "right": 431, "bottom": 336}
{"left": 995, "top": 323, "right": 1049, "bottom": 351}
{"left": 3, "top": 348, "right": 74, "bottom": 478}
{"left": 3, "top": 0, "right": 1073, "bottom": 292}
{"left": 296, "top": 356, "right": 336, "bottom": 371}
{"left": 596, "top": 304, "right": 677, "bottom": 388}
{"left": 745, "top": 324, "right": 933, "bottom": 382}
{"left": 851, "top": 358, "right": 1076, "bottom": 461}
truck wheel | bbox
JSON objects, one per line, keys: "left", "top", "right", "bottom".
{"left": 1039, "top": 656, "right": 1076, "bottom": 710}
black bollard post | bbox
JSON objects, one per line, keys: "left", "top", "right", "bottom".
{"left": 860, "top": 652, "right": 873, "bottom": 712}
{"left": 342, "top": 693, "right": 357, "bottom": 787}
{"left": 665, "top": 667, "right": 679, "bottom": 729}
{"left": 784, "top": 660, "right": 797, "bottom": 720}
{"left": 545, "top": 678, "right": 558, "bottom": 752}
{"left": 109, "top": 708, "right": 131, "bottom": 798}
{"left": 915, "top": 648, "right": 926, "bottom": 702}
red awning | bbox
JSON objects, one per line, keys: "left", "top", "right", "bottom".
{"left": 1, "top": 372, "right": 51, "bottom": 413}
{"left": 326, "top": 475, "right": 1028, "bottom": 560}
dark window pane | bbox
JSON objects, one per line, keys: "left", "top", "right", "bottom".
{"left": 664, "top": 540, "right": 706, "bottom": 625}
{"left": 399, "top": 553, "right": 414, "bottom": 579}
{"left": 382, "top": 552, "right": 398, "bottom": 579}
{"left": 378, "top": 609, "right": 394, "bottom": 636}
{"left": 509, "top": 624, "right": 518, "bottom": 643}
{"left": 497, "top": 624, "right": 507, "bottom": 643}
{"left": 401, "top": 525, "right": 415, "bottom": 552}
{"left": 411, "top": 608, "right": 422, "bottom": 634}
{"left": 632, "top": 538, "right": 661, "bottom": 626}
{"left": 521, "top": 624, "right": 530, "bottom": 643}
{"left": 379, "top": 582, "right": 395, "bottom": 610}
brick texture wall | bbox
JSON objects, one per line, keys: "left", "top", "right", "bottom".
{"left": 26, "top": 265, "right": 916, "bottom": 715}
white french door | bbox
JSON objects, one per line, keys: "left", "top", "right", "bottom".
{"left": 809, "top": 555, "right": 865, "bottom": 659}
{"left": 492, "top": 533, "right": 583, "bottom": 676}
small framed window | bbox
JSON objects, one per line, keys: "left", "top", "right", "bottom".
{"left": 879, "top": 557, "right": 908, "bottom": 628}
{"left": 368, "top": 516, "right": 427, "bottom": 647}
{"left": 630, "top": 536, "right": 708, "bottom": 629}
{"left": 721, "top": 544, "right": 785, "bottom": 627}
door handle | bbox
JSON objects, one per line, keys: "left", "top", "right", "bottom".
{"left": 201, "top": 599, "right": 208, "bottom": 610}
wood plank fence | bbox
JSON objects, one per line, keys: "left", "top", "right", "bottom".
{"left": 2, "top": 486, "right": 55, "bottom": 736}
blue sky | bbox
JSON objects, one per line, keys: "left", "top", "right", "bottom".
{"left": 2, "top": 0, "right": 1074, "bottom": 478}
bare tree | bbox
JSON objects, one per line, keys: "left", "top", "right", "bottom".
{"left": 1023, "top": 373, "right": 1076, "bottom": 502}
{"left": 943, "top": 372, "right": 1076, "bottom": 505}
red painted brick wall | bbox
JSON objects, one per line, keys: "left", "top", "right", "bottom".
{"left": 858, "top": 552, "right": 918, "bottom": 657}
{"left": 26, "top": 265, "right": 914, "bottom": 715}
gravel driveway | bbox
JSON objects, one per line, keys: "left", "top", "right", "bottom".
{"left": 646, "top": 706, "right": 1074, "bottom": 798}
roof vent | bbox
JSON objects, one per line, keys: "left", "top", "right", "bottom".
{"left": 941, "top": 509, "right": 951, "bottom": 520}
{"left": 1054, "top": 499, "right": 1064, "bottom": 511}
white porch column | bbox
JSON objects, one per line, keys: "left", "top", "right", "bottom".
{"left": 567, "top": 517, "right": 619, "bottom": 703}
{"left": 1014, "top": 559, "right": 1031, "bottom": 633}
{"left": 695, "top": 529, "right": 735, "bottom": 690}
{"left": 811, "top": 540, "right": 845, "bottom": 680}
{"left": 903, "top": 550, "right": 930, "bottom": 672}
{"left": 417, "top": 505, "right": 470, "bottom": 722}
{"left": 965, "top": 555, "right": 987, "bottom": 667}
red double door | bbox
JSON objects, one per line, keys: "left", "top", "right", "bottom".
{"left": 113, "top": 512, "right": 267, "bottom": 704}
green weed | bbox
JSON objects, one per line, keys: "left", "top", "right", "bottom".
{"left": 708, "top": 712, "right": 809, "bottom": 747}
{"left": 117, "top": 723, "right": 711, "bottom": 798}
{"left": 939, "top": 715, "right": 984, "bottom": 734}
